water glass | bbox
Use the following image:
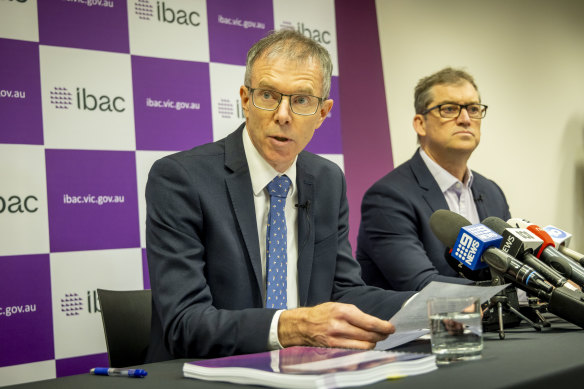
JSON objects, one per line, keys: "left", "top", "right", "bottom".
{"left": 427, "top": 296, "right": 483, "bottom": 364}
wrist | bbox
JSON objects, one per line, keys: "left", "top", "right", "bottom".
{"left": 278, "top": 308, "right": 307, "bottom": 347}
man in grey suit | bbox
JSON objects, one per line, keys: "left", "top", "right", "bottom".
{"left": 357, "top": 68, "right": 511, "bottom": 292}
{"left": 145, "top": 30, "right": 415, "bottom": 362}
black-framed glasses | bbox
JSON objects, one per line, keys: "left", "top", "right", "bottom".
{"left": 246, "top": 86, "right": 323, "bottom": 116}
{"left": 423, "top": 103, "right": 488, "bottom": 119}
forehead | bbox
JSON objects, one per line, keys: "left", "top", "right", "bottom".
{"left": 251, "top": 54, "right": 323, "bottom": 94}
{"left": 430, "top": 81, "right": 479, "bottom": 104}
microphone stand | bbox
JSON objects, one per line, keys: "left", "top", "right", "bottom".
{"left": 482, "top": 271, "right": 549, "bottom": 339}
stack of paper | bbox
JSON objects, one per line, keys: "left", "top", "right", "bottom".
{"left": 183, "top": 346, "right": 436, "bottom": 389}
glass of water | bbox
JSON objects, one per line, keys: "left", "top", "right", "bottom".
{"left": 427, "top": 296, "right": 483, "bottom": 364}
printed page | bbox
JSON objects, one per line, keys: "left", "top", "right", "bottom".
{"left": 375, "top": 282, "right": 508, "bottom": 350}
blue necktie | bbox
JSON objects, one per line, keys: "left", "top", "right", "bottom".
{"left": 265, "top": 175, "right": 291, "bottom": 309}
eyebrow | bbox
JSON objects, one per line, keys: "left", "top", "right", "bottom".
{"left": 256, "top": 82, "right": 315, "bottom": 96}
{"left": 434, "top": 100, "right": 481, "bottom": 105}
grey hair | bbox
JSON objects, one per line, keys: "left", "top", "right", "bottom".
{"left": 244, "top": 29, "right": 333, "bottom": 99}
{"left": 414, "top": 67, "right": 480, "bottom": 114}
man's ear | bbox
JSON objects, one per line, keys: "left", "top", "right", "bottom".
{"left": 240, "top": 85, "right": 250, "bottom": 119}
{"left": 413, "top": 114, "right": 427, "bottom": 138}
{"left": 315, "top": 99, "right": 333, "bottom": 129}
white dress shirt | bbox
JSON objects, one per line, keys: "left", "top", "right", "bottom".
{"left": 419, "top": 149, "right": 480, "bottom": 224}
{"left": 242, "top": 127, "right": 299, "bottom": 349}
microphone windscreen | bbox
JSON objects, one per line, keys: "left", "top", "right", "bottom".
{"left": 482, "top": 216, "right": 511, "bottom": 235}
{"left": 548, "top": 287, "right": 584, "bottom": 329}
{"left": 429, "top": 209, "right": 471, "bottom": 247}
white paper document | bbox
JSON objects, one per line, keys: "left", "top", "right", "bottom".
{"left": 375, "top": 281, "right": 508, "bottom": 350}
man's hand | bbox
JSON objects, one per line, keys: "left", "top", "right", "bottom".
{"left": 277, "top": 302, "right": 394, "bottom": 349}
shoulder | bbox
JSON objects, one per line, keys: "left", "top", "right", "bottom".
{"left": 298, "top": 151, "right": 344, "bottom": 179}
{"left": 366, "top": 156, "right": 419, "bottom": 194}
{"left": 150, "top": 138, "right": 228, "bottom": 179}
{"left": 172, "top": 138, "right": 226, "bottom": 162}
{"left": 471, "top": 170, "right": 505, "bottom": 192}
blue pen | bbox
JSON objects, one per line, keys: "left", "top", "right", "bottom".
{"left": 90, "top": 368, "right": 148, "bottom": 378}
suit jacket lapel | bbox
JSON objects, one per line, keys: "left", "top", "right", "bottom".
{"left": 224, "top": 124, "right": 264, "bottom": 300}
{"left": 410, "top": 150, "right": 449, "bottom": 213}
{"left": 296, "top": 154, "right": 315, "bottom": 306}
{"left": 471, "top": 178, "right": 488, "bottom": 220}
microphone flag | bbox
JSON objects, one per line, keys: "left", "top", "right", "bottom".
{"left": 451, "top": 224, "right": 503, "bottom": 270}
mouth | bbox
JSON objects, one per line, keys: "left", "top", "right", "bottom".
{"left": 270, "top": 135, "right": 292, "bottom": 143}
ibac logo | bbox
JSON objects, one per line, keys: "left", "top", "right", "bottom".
{"left": 0, "top": 195, "right": 38, "bottom": 214}
{"left": 50, "top": 87, "right": 125, "bottom": 112}
{"left": 60, "top": 290, "right": 101, "bottom": 317}
{"left": 135, "top": 0, "right": 154, "bottom": 20}
{"left": 50, "top": 87, "right": 73, "bottom": 109}
{"left": 217, "top": 98, "right": 244, "bottom": 120}
{"left": 297, "top": 22, "right": 331, "bottom": 44}
{"left": 77, "top": 87, "right": 125, "bottom": 112}
{"left": 157, "top": 1, "right": 200, "bottom": 27}
{"left": 61, "top": 293, "right": 83, "bottom": 316}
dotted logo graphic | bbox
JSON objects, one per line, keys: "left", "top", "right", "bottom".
{"left": 454, "top": 232, "right": 481, "bottom": 266}
{"left": 217, "top": 98, "right": 234, "bottom": 119}
{"left": 279, "top": 21, "right": 294, "bottom": 30}
{"left": 134, "top": 0, "right": 153, "bottom": 20}
{"left": 61, "top": 293, "right": 83, "bottom": 316}
{"left": 545, "top": 227, "right": 567, "bottom": 239}
{"left": 454, "top": 233, "right": 474, "bottom": 258}
{"left": 50, "top": 87, "right": 73, "bottom": 109}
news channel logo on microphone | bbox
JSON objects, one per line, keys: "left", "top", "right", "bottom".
{"left": 543, "top": 225, "right": 571, "bottom": 246}
{"left": 451, "top": 224, "right": 503, "bottom": 270}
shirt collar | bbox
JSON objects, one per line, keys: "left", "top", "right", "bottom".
{"left": 243, "top": 126, "right": 297, "bottom": 197}
{"left": 419, "top": 148, "right": 474, "bottom": 193}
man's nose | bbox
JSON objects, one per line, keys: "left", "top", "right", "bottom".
{"left": 456, "top": 107, "right": 472, "bottom": 125}
{"left": 274, "top": 96, "right": 293, "bottom": 124}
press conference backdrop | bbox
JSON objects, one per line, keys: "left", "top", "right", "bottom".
{"left": 0, "top": 0, "right": 381, "bottom": 385}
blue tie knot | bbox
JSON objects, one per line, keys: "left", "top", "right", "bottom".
{"left": 267, "top": 175, "right": 291, "bottom": 199}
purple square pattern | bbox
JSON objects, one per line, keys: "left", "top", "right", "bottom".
{"left": 132, "top": 56, "right": 213, "bottom": 151}
{"left": 0, "top": 39, "right": 43, "bottom": 145}
{"left": 45, "top": 149, "right": 140, "bottom": 252}
{"left": 0, "top": 255, "right": 54, "bottom": 367}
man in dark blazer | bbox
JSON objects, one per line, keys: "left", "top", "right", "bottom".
{"left": 357, "top": 68, "right": 511, "bottom": 292}
{"left": 145, "top": 30, "right": 415, "bottom": 363}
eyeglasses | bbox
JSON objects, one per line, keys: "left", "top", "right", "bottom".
{"left": 246, "top": 86, "right": 323, "bottom": 116}
{"left": 422, "top": 103, "right": 488, "bottom": 119}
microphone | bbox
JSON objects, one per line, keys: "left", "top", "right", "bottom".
{"left": 507, "top": 218, "right": 584, "bottom": 287}
{"left": 547, "top": 286, "right": 584, "bottom": 329}
{"left": 295, "top": 200, "right": 310, "bottom": 210}
{"left": 442, "top": 247, "right": 492, "bottom": 281}
{"left": 543, "top": 224, "right": 572, "bottom": 247}
{"left": 481, "top": 217, "right": 570, "bottom": 289}
{"left": 543, "top": 225, "right": 584, "bottom": 265}
{"left": 296, "top": 200, "right": 311, "bottom": 250}
{"left": 558, "top": 246, "right": 584, "bottom": 266}
{"left": 430, "top": 212, "right": 584, "bottom": 328}
{"left": 429, "top": 210, "right": 553, "bottom": 294}
{"left": 480, "top": 249, "right": 553, "bottom": 295}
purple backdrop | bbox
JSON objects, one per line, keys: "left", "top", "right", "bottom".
{"left": 45, "top": 149, "right": 140, "bottom": 252}
{"left": 132, "top": 56, "right": 213, "bottom": 151}
{"left": 0, "top": 38, "right": 43, "bottom": 145}
{"left": 336, "top": 0, "right": 393, "bottom": 253}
